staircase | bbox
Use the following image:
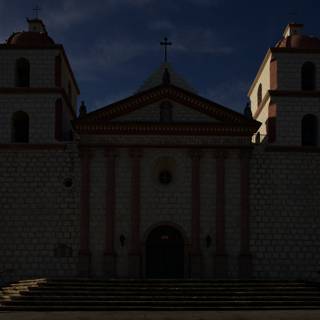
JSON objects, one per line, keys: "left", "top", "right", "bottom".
{"left": 1, "top": 278, "right": 320, "bottom": 311}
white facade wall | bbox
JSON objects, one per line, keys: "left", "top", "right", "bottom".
{"left": 0, "top": 49, "right": 58, "bottom": 87}
{"left": 0, "top": 94, "right": 66, "bottom": 144}
{"left": 249, "top": 54, "right": 271, "bottom": 114}
{"left": 254, "top": 97, "right": 271, "bottom": 142}
{"left": 87, "top": 144, "right": 244, "bottom": 278}
{"left": 60, "top": 54, "right": 78, "bottom": 112}
{"left": 273, "top": 96, "right": 320, "bottom": 145}
{"left": 276, "top": 53, "right": 320, "bottom": 90}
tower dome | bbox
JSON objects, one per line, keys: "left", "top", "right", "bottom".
{"left": 6, "top": 18, "right": 55, "bottom": 47}
{"left": 275, "top": 23, "right": 320, "bottom": 50}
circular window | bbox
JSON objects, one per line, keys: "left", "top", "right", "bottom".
{"left": 63, "top": 178, "right": 73, "bottom": 188}
{"left": 158, "top": 170, "right": 172, "bottom": 185}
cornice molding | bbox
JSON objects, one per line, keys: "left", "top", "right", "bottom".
{"left": 0, "top": 87, "right": 76, "bottom": 118}
{"left": 75, "top": 85, "right": 260, "bottom": 129}
{"left": 0, "top": 44, "right": 80, "bottom": 94}
{"left": 75, "top": 122, "right": 257, "bottom": 136}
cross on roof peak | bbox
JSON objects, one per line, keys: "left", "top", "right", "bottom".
{"left": 33, "top": 5, "right": 41, "bottom": 19}
{"left": 160, "top": 37, "right": 172, "bottom": 63}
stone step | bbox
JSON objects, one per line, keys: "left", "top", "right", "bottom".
{"left": 32, "top": 278, "right": 306, "bottom": 282}
{"left": 17, "top": 286, "right": 319, "bottom": 292}
{"left": 2, "top": 279, "right": 320, "bottom": 312}
{"left": 2, "top": 300, "right": 320, "bottom": 307}
{"left": 34, "top": 283, "right": 311, "bottom": 288}
{"left": 1, "top": 305, "right": 320, "bottom": 311}
{"left": 3, "top": 298, "right": 320, "bottom": 307}
{"left": 29, "top": 280, "right": 308, "bottom": 285}
{"left": 15, "top": 290, "right": 320, "bottom": 297}
{"left": 8, "top": 295, "right": 320, "bottom": 301}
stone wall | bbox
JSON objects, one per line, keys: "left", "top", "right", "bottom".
{"left": 1, "top": 142, "right": 320, "bottom": 282}
{"left": 0, "top": 144, "right": 80, "bottom": 284}
{"left": 250, "top": 147, "right": 320, "bottom": 280}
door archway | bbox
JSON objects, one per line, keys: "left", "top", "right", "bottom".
{"left": 145, "top": 225, "right": 184, "bottom": 278}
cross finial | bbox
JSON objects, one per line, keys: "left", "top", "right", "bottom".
{"left": 33, "top": 5, "right": 41, "bottom": 19}
{"left": 289, "top": 9, "right": 298, "bottom": 23}
{"left": 160, "top": 37, "right": 172, "bottom": 63}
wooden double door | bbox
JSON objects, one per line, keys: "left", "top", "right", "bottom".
{"left": 146, "top": 226, "right": 184, "bottom": 278}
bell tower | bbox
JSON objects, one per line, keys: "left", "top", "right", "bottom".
{"left": 248, "top": 23, "right": 320, "bottom": 146}
{"left": 0, "top": 17, "right": 80, "bottom": 144}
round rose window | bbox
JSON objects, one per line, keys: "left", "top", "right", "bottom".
{"left": 158, "top": 170, "right": 172, "bottom": 185}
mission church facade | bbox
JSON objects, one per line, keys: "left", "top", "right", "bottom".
{"left": 0, "top": 19, "right": 320, "bottom": 282}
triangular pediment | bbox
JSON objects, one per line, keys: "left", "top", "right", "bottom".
{"left": 74, "top": 84, "right": 260, "bottom": 135}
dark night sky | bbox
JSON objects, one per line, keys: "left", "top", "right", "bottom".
{"left": 1, "top": 0, "right": 320, "bottom": 113}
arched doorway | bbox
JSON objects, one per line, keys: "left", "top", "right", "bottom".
{"left": 146, "top": 225, "right": 184, "bottom": 278}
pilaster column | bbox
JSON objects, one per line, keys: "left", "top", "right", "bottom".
{"left": 128, "top": 148, "right": 143, "bottom": 278}
{"left": 78, "top": 147, "right": 92, "bottom": 276}
{"left": 213, "top": 150, "right": 228, "bottom": 277}
{"left": 189, "top": 149, "right": 202, "bottom": 278}
{"left": 104, "top": 147, "right": 117, "bottom": 277}
{"left": 238, "top": 149, "right": 253, "bottom": 278}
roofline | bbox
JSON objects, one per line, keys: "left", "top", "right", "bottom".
{"left": 0, "top": 87, "right": 76, "bottom": 118}
{"left": 283, "top": 23, "right": 304, "bottom": 36}
{"left": 79, "top": 83, "right": 260, "bottom": 128}
{"left": 74, "top": 122, "right": 259, "bottom": 136}
{"left": 247, "top": 49, "right": 272, "bottom": 97}
{"left": 270, "top": 47, "right": 320, "bottom": 54}
{"left": 0, "top": 44, "right": 80, "bottom": 94}
{"left": 26, "top": 18, "right": 46, "bottom": 30}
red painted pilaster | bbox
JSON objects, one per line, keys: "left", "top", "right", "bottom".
{"left": 104, "top": 148, "right": 117, "bottom": 277}
{"left": 128, "top": 148, "right": 143, "bottom": 278}
{"left": 189, "top": 149, "right": 202, "bottom": 277}
{"left": 104, "top": 148, "right": 117, "bottom": 254}
{"left": 190, "top": 149, "right": 201, "bottom": 254}
{"left": 78, "top": 147, "right": 92, "bottom": 276}
{"left": 238, "top": 149, "right": 253, "bottom": 278}
{"left": 215, "top": 151, "right": 226, "bottom": 255}
{"left": 214, "top": 150, "right": 228, "bottom": 277}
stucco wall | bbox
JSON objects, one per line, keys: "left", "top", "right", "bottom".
{"left": 0, "top": 49, "right": 58, "bottom": 88}
{"left": 276, "top": 53, "right": 320, "bottom": 90}
{"left": 272, "top": 96, "right": 320, "bottom": 145}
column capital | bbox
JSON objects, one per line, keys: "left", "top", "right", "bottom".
{"left": 189, "top": 149, "right": 202, "bottom": 160}
{"left": 129, "top": 147, "right": 143, "bottom": 159}
{"left": 214, "top": 149, "right": 227, "bottom": 159}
